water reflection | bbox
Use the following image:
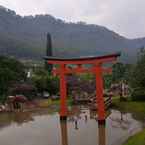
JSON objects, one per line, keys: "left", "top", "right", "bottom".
{"left": 0, "top": 108, "right": 55, "bottom": 130}
{"left": 109, "top": 110, "right": 131, "bottom": 130}
{"left": 0, "top": 106, "right": 143, "bottom": 145}
{"left": 13, "top": 112, "right": 34, "bottom": 125}
{"left": 60, "top": 119, "right": 106, "bottom": 145}
{"left": 60, "top": 106, "right": 106, "bottom": 145}
{"left": 98, "top": 125, "right": 106, "bottom": 145}
{"left": 60, "top": 120, "right": 68, "bottom": 145}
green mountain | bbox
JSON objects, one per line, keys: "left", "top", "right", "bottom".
{"left": 0, "top": 5, "right": 145, "bottom": 63}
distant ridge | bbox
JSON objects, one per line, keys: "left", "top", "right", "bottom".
{"left": 0, "top": 5, "right": 145, "bottom": 63}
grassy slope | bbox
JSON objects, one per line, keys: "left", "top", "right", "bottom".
{"left": 112, "top": 97, "right": 145, "bottom": 145}
{"left": 123, "top": 129, "right": 145, "bottom": 145}
{"left": 112, "top": 97, "right": 145, "bottom": 117}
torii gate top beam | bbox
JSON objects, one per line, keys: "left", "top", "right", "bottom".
{"left": 44, "top": 53, "right": 121, "bottom": 65}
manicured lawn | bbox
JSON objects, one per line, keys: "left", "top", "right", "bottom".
{"left": 123, "top": 129, "right": 145, "bottom": 145}
{"left": 112, "top": 97, "right": 145, "bottom": 145}
{"left": 112, "top": 97, "right": 145, "bottom": 119}
{"left": 38, "top": 97, "right": 73, "bottom": 107}
{"left": 51, "top": 97, "right": 73, "bottom": 106}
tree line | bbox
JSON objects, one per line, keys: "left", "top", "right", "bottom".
{"left": 0, "top": 50, "right": 145, "bottom": 103}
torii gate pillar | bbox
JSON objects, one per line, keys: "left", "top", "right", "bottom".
{"left": 95, "top": 65, "right": 105, "bottom": 124}
{"left": 60, "top": 64, "right": 68, "bottom": 120}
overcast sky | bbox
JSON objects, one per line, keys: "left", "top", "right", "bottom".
{"left": 0, "top": 0, "right": 145, "bottom": 38}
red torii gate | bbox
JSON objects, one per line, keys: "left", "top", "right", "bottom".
{"left": 45, "top": 53, "right": 120, "bottom": 124}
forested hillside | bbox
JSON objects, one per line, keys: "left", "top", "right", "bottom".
{"left": 0, "top": 5, "right": 145, "bottom": 62}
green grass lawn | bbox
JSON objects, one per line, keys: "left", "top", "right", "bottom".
{"left": 123, "top": 129, "right": 145, "bottom": 145}
{"left": 112, "top": 97, "right": 145, "bottom": 145}
{"left": 112, "top": 97, "right": 145, "bottom": 120}
{"left": 39, "top": 97, "right": 73, "bottom": 108}
{"left": 51, "top": 97, "right": 73, "bottom": 106}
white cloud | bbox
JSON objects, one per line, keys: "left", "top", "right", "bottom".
{"left": 0, "top": 0, "right": 145, "bottom": 38}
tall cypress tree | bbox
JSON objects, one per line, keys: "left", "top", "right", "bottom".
{"left": 45, "top": 33, "right": 53, "bottom": 73}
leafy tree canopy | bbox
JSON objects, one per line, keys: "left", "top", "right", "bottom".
{"left": 0, "top": 56, "right": 26, "bottom": 101}
{"left": 130, "top": 49, "right": 145, "bottom": 101}
{"left": 32, "top": 69, "right": 59, "bottom": 95}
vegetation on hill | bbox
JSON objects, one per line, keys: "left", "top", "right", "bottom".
{"left": 0, "top": 56, "right": 60, "bottom": 102}
{"left": 0, "top": 6, "right": 145, "bottom": 62}
{"left": 130, "top": 49, "right": 145, "bottom": 101}
{"left": 104, "top": 47, "right": 145, "bottom": 101}
{"left": 0, "top": 56, "right": 26, "bottom": 102}
{"left": 31, "top": 69, "right": 59, "bottom": 96}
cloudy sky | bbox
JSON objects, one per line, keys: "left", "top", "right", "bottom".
{"left": 0, "top": 0, "right": 144, "bottom": 38}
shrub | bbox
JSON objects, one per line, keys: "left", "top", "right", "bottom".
{"left": 132, "top": 88, "right": 145, "bottom": 101}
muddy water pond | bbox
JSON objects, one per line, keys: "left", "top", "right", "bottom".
{"left": 0, "top": 105, "right": 144, "bottom": 145}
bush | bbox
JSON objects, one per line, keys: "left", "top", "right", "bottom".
{"left": 132, "top": 88, "right": 145, "bottom": 101}
{"left": 46, "top": 75, "right": 59, "bottom": 95}
{"left": 0, "top": 56, "right": 26, "bottom": 101}
{"left": 0, "top": 95, "right": 6, "bottom": 104}
{"left": 32, "top": 70, "right": 59, "bottom": 96}
{"left": 130, "top": 49, "right": 145, "bottom": 101}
